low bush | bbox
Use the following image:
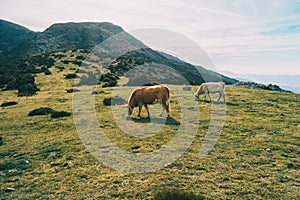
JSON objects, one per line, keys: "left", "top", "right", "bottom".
{"left": 44, "top": 69, "right": 52, "bottom": 75}
{"left": 50, "top": 111, "right": 71, "bottom": 118}
{"left": 18, "top": 83, "right": 39, "bottom": 96}
{"left": 1, "top": 101, "right": 18, "bottom": 107}
{"left": 65, "top": 73, "right": 77, "bottom": 79}
{"left": 28, "top": 107, "right": 54, "bottom": 116}
{"left": 91, "top": 90, "right": 105, "bottom": 95}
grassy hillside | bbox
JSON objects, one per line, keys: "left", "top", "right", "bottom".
{"left": 0, "top": 60, "right": 299, "bottom": 199}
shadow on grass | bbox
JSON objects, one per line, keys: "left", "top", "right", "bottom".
{"left": 129, "top": 116, "right": 180, "bottom": 125}
{"left": 198, "top": 100, "right": 239, "bottom": 106}
{"left": 225, "top": 102, "right": 239, "bottom": 106}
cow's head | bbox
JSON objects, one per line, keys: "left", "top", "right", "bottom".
{"left": 194, "top": 93, "right": 199, "bottom": 101}
{"left": 125, "top": 105, "right": 133, "bottom": 118}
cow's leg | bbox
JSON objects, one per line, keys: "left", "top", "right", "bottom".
{"left": 205, "top": 91, "right": 211, "bottom": 102}
{"left": 144, "top": 104, "right": 150, "bottom": 118}
{"left": 223, "top": 92, "right": 226, "bottom": 102}
{"left": 159, "top": 105, "right": 164, "bottom": 117}
{"left": 137, "top": 105, "right": 142, "bottom": 117}
{"left": 217, "top": 92, "right": 221, "bottom": 101}
{"left": 160, "top": 101, "right": 166, "bottom": 117}
{"left": 165, "top": 103, "right": 170, "bottom": 117}
{"left": 160, "top": 101, "right": 170, "bottom": 117}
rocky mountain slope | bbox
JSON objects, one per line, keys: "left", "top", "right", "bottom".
{"left": 0, "top": 19, "right": 238, "bottom": 92}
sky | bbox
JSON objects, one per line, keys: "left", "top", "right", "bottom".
{"left": 1, "top": 0, "right": 300, "bottom": 75}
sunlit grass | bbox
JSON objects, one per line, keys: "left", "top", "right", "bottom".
{"left": 0, "top": 60, "right": 299, "bottom": 199}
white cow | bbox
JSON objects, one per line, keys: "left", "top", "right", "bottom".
{"left": 194, "top": 82, "right": 225, "bottom": 102}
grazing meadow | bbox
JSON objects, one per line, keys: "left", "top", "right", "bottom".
{"left": 0, "top": 63, "right": 299, "bottom": 199}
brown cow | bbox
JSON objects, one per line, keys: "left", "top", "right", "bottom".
{"left": 126, "top": 85, "right": 170, "bottom": 118}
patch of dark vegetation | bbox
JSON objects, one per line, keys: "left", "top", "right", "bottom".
{"left": 44, "top": 69, "right": 52, "bottom": 75}
{"left": 76, "top": 55, "right": 85, "bottom": 60}
{"left": 66, "top": 88, "right": 80, "bottom": 93}
{"left": 153, "top": 189, "right": 205, "bottom": 200}
{"left": 287, "top": 163, "right": 299, "bottom": 170}
{"left": 0, "top": 160, "right": 31, "bottom": 171}
{"left": 65, "top": 73, "right": 78, "bottom": 79}
{"left": 62, "top": 60, "right": 72, "bottom": 64}
{"left": 73, "top": 60, "right": 82, "bottom": 66}
{"left": 35, "top": 66, "right": 52, "bottom": 74}
{"left": 28, "top": 107, "right": 54, "bottom": 116}
{"left": 0, "top": 53, "right": 55, "bottom": 91}
{"left": 27, "top": 54, "right": 55, "bottom": 68}
{"left": 1, "top": 101, "right": 18, "bottom": 107}
{"left": 103, "top": 96, "right": 127, "bottom": 106}
{"left": 62, "top": 60, "right": 82, "bottom": 66}
{"left": 4, "top": 73, "right": 39, "bottom": 96}
{"left": 28, "top": 107, "right": 71, "bottom": 118}
{"left": 51, "top": 53, "right": 66, "bottom": 59}
{"left": 56, "top": 66, "right": 65, "bottom": 71}
{"left": 50, "top": 111, "right": 71, "bottom": 118}
{"left": 100, "top": 73, "right": 118, "bottom": 87}
{"left": 17, "top": 83, "right": 39, "bottom": 96}
{"left": 40, "top": 146, "right": 63, "bottom": 159}
{"left": 91, "top": 90, "right": 105, "bottom": 95}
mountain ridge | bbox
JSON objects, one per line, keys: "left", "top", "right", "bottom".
{"left": 0, "top": 19, "right": 238, "bottom": 91}
{"left": 0, "top": 20, "right": 129, "bottom": 63}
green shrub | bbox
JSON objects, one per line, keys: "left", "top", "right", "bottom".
{"left": 74, "top": 61, "right": 83, "bottom": 66}
{"left": 102, "top": 80, "right": 117, "bottom": 88}
{"left": 65, "top": 73, "right": 77, "bottom": 79}
{"left": 28, "top": 107, "right": 54, "bottom": 116}
{"left": 44, "top": 71, "right": 52, "bottom": 75}
{"left": 18, "top": 83, "right": 39, "bottom": 96}
{"left": 5, "top": 74, "right": 39, "bottom": 96}
{"left": 1, "top": 101, "right": 18, "bottom": 107}
{"left": 76, "top": 55, "right": 85, "bottom": 60}
{"left": 50, "top": 111, "right": 71, "bottom": 118}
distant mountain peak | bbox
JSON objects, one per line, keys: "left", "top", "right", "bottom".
{"left": 0, "top": 20, "right": 127, "bottom": 64}
{"left": 44, "top": 21, "right": 124, "bottom": 34}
